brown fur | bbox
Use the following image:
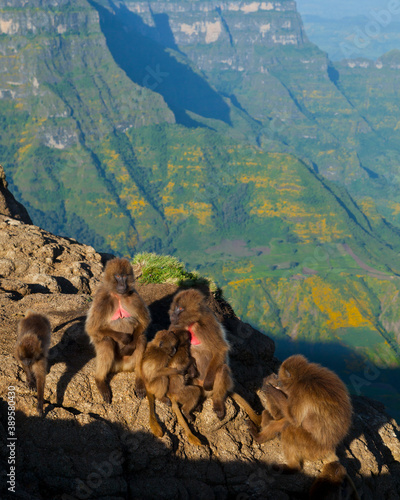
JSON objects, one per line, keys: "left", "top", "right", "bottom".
{"left": 142, "top": 330, "right": 180, "bottom": 399}
{"left": 141, "top": 330, "right": 181, "bottom": 438}
{"left": 167, "top": 329, "right": 202, "bottom": 445}
{"left": 143, "top": 328, "right": 203, "bottom": 445}
{"left": 250, "top": 355, "right": 352, "bottom": 472}
{"left": 85, "top": 258, "right": 150, "bottom": 403}
{"left": 169, "top": 289, "right": 260, "bottom": 425}
{"left": 15, "top": 311, "right": 51, "bottom": 416}
{"left": 309, "top": 462, "right": 360, "bottom": 500}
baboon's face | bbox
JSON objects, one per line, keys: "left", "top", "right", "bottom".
{"left": 104, "top": 258, "right": 135, "bottom": 295}
{"left": 153, "top": 330, "right": 179, "bottom": 357}
{"left": 169, "top": 290, "right": 205, "bottom": 326}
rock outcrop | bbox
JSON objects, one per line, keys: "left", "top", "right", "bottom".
{"left": 0, "top": 165, "right": 32, "bottom": 225}
{"left": 0, "top": 213, "right": 107, "bottom": 298}
{"left": 0, "top": 174, "right": 399, "bottom": 500}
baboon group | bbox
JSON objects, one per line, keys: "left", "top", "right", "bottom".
{"left": 15, "top": 258, "right": 359, "bottom": 499}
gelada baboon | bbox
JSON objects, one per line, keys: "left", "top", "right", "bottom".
{"left": 142, "top": 329, "right": 202, "bottom": 445}
{"left": 15, "top": 311, "right": 51, "bottom": 416}
{"left": 169, "top": 288, "right": 261, "bottom": 424}
{"left": 166, "top": 328, "right": 202, "bottom": 446}
{"left": 85, "top": 258, "right": 150, "bottom": 403}
{"left": 250, "top": 355, "right": 352, "bottom": 471}
{"left": 141, "top": 329, "right": 181, "bottom": 438}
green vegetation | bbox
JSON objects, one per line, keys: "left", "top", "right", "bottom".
{"left": 133, "top": 252, "right": 216, "bottom": 290}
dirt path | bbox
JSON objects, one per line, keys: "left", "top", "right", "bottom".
{"left": 341, "top": 243, "right": 393, "bottom": 280}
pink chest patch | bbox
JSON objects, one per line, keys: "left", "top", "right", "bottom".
{"left": 188, "top": 324, "right": 201, "bottom": 346}
{"left": 111, "top": 300, "right": 131, "bottom": 321}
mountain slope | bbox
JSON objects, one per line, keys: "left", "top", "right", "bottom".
{"left": 117, "top": 0, "right": 400, "bottom": 230}
{"left": 0, "top": 0, "right": 174, "bottom": 248}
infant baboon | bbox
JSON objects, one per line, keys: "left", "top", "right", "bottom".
{"left": 142, "top": 329, "right": 203, "bottom": 445}
{"left": 15, "top": 311, "right": 51, "bottom": 416}
{"left": 167, "top": 328, "right": 202, "bottom": 446}
{"left": 141, "top": 330, "right": 182, "bottom": 438}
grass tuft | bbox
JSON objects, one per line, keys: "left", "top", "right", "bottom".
{"left": 132, "top": 252, "right": 217, "bottom": 291}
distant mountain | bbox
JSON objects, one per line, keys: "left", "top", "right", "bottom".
{"left": 111, "top": 1, "right": 400, "bottom": 230}
{"left": 296, "top": 0, "right": 391, "bottom": 19}
{"left": 295, "top": 0, "right": 400, "bottom": 60}
{"left": 301, "top": 14, "right": 400, "bottom": 61}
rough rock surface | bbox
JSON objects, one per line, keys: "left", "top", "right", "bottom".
{"left": 0, "top": 213, "right": 107, "bottom": 297}
{"left": 0, "top": 179, "right": 400, "bottom": 499}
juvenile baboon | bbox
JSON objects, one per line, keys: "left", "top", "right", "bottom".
{"left": 15, "top": 311, "right": 51, "bottom": 416}
{"left": 169, "top": 288, "right": 261, "bottom": 424}
{"left": 85, "top": 258, "right": 150, "bottom": 403}
{"left": 250, "top": 355, "right": 352, "bottom": 471}
{"left": 167, "top": 328, "right": 202, "bottom": 446}
{"left": 170, "top": 328, "right": 199, "bottom": 381}
{"left": 142, "top": 329, "right": 203, "bottom": 445}
{"left": 141, "top": 329, "right": 182, "bottom": 438}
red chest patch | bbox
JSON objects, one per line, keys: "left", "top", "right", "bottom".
{"left": 188, "top": 324, "right": 201, "bottom": 346}
{"left": 111, "top": 298, "right": 131, "bottom": 321}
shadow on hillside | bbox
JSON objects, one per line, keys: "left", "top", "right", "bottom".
{"left": 1, "top": 401, "right": 399, "bottom": 500}
{"left": 89, "top": 0, "right": 231, "bottom": 127}
{"left": 272, "top": 336, "right": 400, "bottom": 417}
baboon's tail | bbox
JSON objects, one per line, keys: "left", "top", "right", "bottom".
{"left": 230, "top": 392, "right": 261, "bottom": 427}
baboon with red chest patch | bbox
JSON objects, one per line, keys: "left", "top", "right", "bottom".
{"left": 85, "top": 258, "right": 150, "bottom": 403}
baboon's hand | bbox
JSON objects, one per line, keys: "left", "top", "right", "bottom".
{"left": 121, "top": 333, "right": 133, "bottom": 345}
{"left": 262, "top": 373, "right": 279, "bottom": 390}
{"left": 262, "top": 383, "right": 281, "bottom": 395}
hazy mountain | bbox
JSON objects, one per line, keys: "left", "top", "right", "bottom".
{"left": 296, "top": 0, "right": 400, "bottom": 60}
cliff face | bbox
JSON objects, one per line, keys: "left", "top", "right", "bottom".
{"left": 0, "top": 163, "right": 400, "bottom": 500}
{"left": 0, "top": 0, "right": 175, "bottom": 248}
{"left": 118, "top": 0, "right": 307, "bottom": 73}
{"left": 0, "top": 165, "right": 32, "bottom": 224}
{"left": 0, "top": 0, "right": 173, "bottom": 130}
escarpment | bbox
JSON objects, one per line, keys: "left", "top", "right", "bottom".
{"left": 0, "top": 171, "right": 399, "bottom": 500}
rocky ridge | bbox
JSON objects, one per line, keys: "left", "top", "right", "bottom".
{"left": 115, "top": 0, "right": 307, "bottom": 73}
{"left": 0, "top": 172, "right": 399, "bottom": 499}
